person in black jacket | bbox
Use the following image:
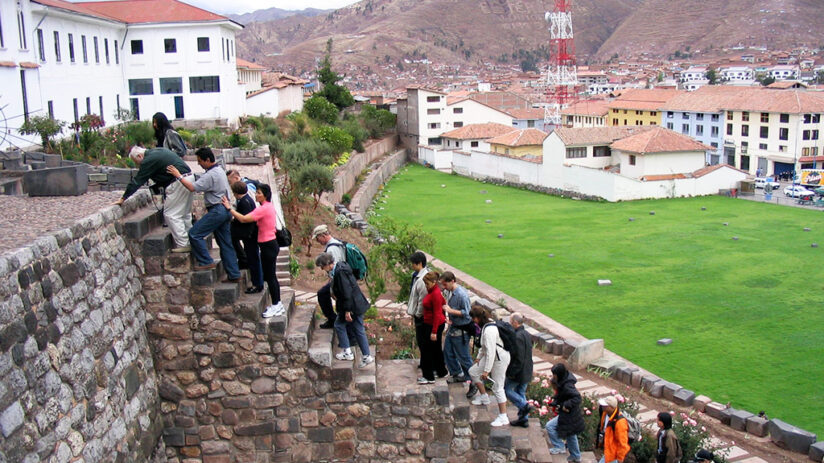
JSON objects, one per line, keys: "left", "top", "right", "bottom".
{"left": 315, "top": 252, "right": 374, "bottom": 369}
{"left": 545, "top": 363, "right": 585, "bottom": 463}
{"left": 228, "top": 181, "right": 264, "bottom": 294}
{"left": 505, "top": 313, "right": 534, "bottom": 427}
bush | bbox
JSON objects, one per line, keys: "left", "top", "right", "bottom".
{"left": 204, "top": 128, "right": 229, "bottom": 148}
{"left": 281, "top": 139, "right": 336, "bottom": 171}
{"left": 304, "top": 96, "right": 339, "bottom": 124}
{"left": 296, "top": 162, "right": 334, "bottom": 211}
{"left": 339, "top": 118, "right": 368, "bottom": 153}
{"left": 366, "top": 216, "right": 436, "bottom": 302}
{"left": 122, "top": 121, "right": 154, "bottom": 147}
{"left": 341, "top": 193, "right": 352, "bottom": 206}
{"left": 361, "top": 104, "right": 396, "bottom": 138}
{"left": 335, "top": 213, "right": 352, "bottom": 229}
{"left": 228, "top": 132, "right": 250, "bottom": 148}
{"left": 18, "top": 115, "right": 65, "bottom": 152}
{"left": 312, "top": 125, "right": 353, "bottom": 155}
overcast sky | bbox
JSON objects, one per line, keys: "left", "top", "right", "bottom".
{"left": 183, "top": 0, "right": 360, "bottom": 15}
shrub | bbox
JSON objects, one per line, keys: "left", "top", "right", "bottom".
{"left": 361, "top": 104, "right": 396, "bottom": 138}
{"left": 341, "top": 193, "right": 352, "bottom": 206}
{"left": 289, "top": 256, "right": 300, "bottom": 278}
{"left": 281, "top": 139, "right": 336, "bottom": 171}
{"left": 296, "top": 162, "right": 334, "bottom": 211}
{"left": 312, "top": 125, "right": 353, "bottom": 155}
{"left": 18, "top": 115, "right": 65, "bottom": 152}
{"left": 122, "top": 121, "right": 154, "bottom": 147}
{"left": 228, "top": 132, "right": 250, "bottom": 148}
{"left": 366, "top": 216, "right": 436, "bottom": 302}
{"left": 304, "top": 96, "right": 339, "bottom": 124}
{"left": 339, "top": 118, "right": 368, "bottom": 152}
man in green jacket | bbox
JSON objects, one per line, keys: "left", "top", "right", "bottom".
{"left": 115, "top": 146, "right": 193, "bottom": 252}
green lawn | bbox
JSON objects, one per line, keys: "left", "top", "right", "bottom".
{"left": 378, "top": 164, "right": 824, "bottom": 436}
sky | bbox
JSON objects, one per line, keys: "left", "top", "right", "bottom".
{"left": 182, "top": 0, "right": 360, "bottom": 15}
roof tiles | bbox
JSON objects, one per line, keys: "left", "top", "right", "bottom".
{"left": 74, "top": 0, "right": 230, "bottom": 24}
{"left": 610, "top": 126, "right": 712, "bottom": 154}
{"left": 441, "top": 123, "right": 515, "bottom": 140}
{"left": 486, "top": 128, "right": 547, "bottom": 147}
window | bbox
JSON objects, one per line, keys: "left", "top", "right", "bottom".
{"left": 104, "top": 38, "right": 109, "bottom": 64}
{"left": 804, "top": 114, "right": 811, "bottom": 124}
{"left": 759, "top": 143, "right": 767, "bottom": 150}
{"left": 527, "top": 120, "right": 535, "bottom": 128}
{"left": 17, "top": 4, "right": 27, "bottom": 49}
{"left": 740, "top": 155, "right": 750, "bottom": 171}
{"left": 742, "top": 112, "right": 749, "bottom": 122}
{"left": 0, "top": 8, "right": 4, "bottom": 48}
{"left": 613, "top": 109, "right": 619, "bottom": 114}
{"left": 650, "top": 111, "right": 657, "bottom": 117}
{"left": 85, "top": 97, "right": 91, "bottom": 115}
{"left": 53, "top": 31, "right": 60, "bottom": 62}
{"left": 453, "top": 122, "right": 463, "bottom": 128}
{"left": 197, "top": 37, "right": 209, "bottom": 51}
{"left": 682, "top": 124, "right": 689, "bottom": 134}
{"left": 682, "top": 113, "right": 689, "bottom": 120}
{"left": 81, "top": 35, "right": 87, "bottom": 63}
{"left": 696, "top": 125, "right": 704, "bottom": 136}
{"left": 565, "top": 147, "right": 586, "bottom": 159}
{"left": 711, "top": 114, "right": 719, "bottom": 121}
{"left": 128, "top": 78, "right": 153, "bottom": 95}
{"left": 47, "top": 100, "right": 54, "bottom": 119}
{"left": 667, "top": 111, "right": 674, "bottom": 118}
{"left": 803, "top": 130, "right": 811, "bottom": 140}
{"left": 780, "top": 113, "right": 789, "bottom": 123}
{"left": 116, "top": 94, "right": 120, "bottom": 112}
{"left": 612, "top": 118, "right": 618, "bottom": 125}
{"left": 711, "top": 126, "right": 719, "bottom": 137}
{"left": 426, "top": 96, "right": 440, "bottom": 103}
{"left": 36, "top": 29, "right": 45, "bottom": 61}
{"left": 760, "top": 113, "right": 769, "bottom": 123}
{"left": 114, "top": 40, "right": 119, "bottom": 64}
{"left": 427, "top": 108, "right": 440, "bottom": 115}
{"left": 68, "top": 34, "right": 75, "bottom": 62}
{"left": 666, "top": 122, "right": 673, "bottom": 130}
{"left": 189, "top": 75, "right": 220, "bottom": 93}
{"left": 93, "top": 37, "right": 99, "bottom": 63}
{"left": 629, "top": 155, "right": 636, "bottom": 165}
{"left": 759, "top": 126, "right": 769, "bottom": 139}
{"left": 711, "top": 142, "right": 718, "bottom": 148}
{"left": 623, "top": 119, "right": 627, "bottom": 125}
{"left": 453, "top": 107, "right": 463, "bottom": 114}
{"left": 636, "top": 110, "right": 642, "bottom": 115}
{"left": 727, "top": 112, "right": 733, "bottom": 121}
{"left": 98, "top": 96, "right": 103, "bottom": 119}
{"left": 131, "top": 39, "right": 143, "bottom": 55}
{"left": 779, "top": 145, "right": 787, "bottom": 152}
{"left": 72, "top": 98, "right": 78, "bottom": 122}
{"left": 593, "top": 146, "right": 610, "bottom": 157}
{"left": 470, "top": 141, "right": 479, "bottom": 148}
{"left": 427, "top": 137, "right": 441, "bottom": 145}
{"left": 741, "top": 125, "right": 749, "bottom": 137}
{"left": 428, "top": 123, "right": 440, "bottom": 129}
{"left": 726, "top": 123, "right": 733, "bottom": 135}
{"left": 741, "top": 141, "right": 748, "bottom": 153}
{"left": 813, "top": 130, "right": 820, "bottom": 140}
{"left": 20, "top": 70, "right": 28, "bottom": 121}
{"left": 779, "top": 127, "right": 789, "bottom": 140}
{"left": 815, "top": 114, "right": 822, "bottom": 123}
{"left": 164, "top": 38, "right": 176, "bottom": 53}
{"left": 696, "top": 113, "right": 704, "bottom": 120}
{"left": 160, "top": 77, "right": 182, "bottom": 94}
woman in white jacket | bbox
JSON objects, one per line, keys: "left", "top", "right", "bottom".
{"left": 468, "top": 306, "right": 511, "bottom": 427}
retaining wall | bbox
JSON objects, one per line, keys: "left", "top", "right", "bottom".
{"left": 349, "top": 149, "right": 408, "bottom": 215}
{"left": 325, "top": 134, "right": 398, "bottom": 205}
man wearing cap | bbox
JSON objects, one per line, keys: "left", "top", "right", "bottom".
{"left": 115, "top": 146, "right": 193, "bottom": 252}
{"left": 596, "top": 395, "right": 631, "bottom": 463}
{"left": 691, "top": 449, "right": 714, "bottom": 463}
{"left": 313, "top": 224, "right": 346, "bottom": 329}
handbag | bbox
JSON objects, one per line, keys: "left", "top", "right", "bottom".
{"left": 275, "top": 213, "right": 292, "bottom": 247}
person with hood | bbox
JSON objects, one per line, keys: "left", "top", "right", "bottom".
{"left": 596, "top": 395, "right": 631, "bottom": 463}
{"left": 545, "top": 363, "right": 585, "bottom": 462}
{"left": 656, "top": 412, "right": 682, "bottom": 463}
{"left": 152, "top": 112, "right": 187, "bottom": 158}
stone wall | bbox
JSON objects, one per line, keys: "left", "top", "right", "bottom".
{"left": 349, "top": 149, "right": 408, "bottom": 215}
{"left": 325, "top": 134, "right": 398, "bottom": 205}
{"left": 0, "top": 190, "right": 163, "bottom": 462}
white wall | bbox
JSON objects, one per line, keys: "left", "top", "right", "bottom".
{"left": 451, "top": 150, "right": 542, "bottom": 186}
{"left": 617, "top": 149, "right": 706, "bottom": 180}
{"left": 418, "top": 146, "right": 454, "bottom": 170}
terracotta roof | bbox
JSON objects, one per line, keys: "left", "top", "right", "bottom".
{"left": 75, "top": 0, "right": 231, "bottom": 24}
{"left": 607, "top": 88, "right": 683, "bottom": 111}
{"left": 32, "top": 0, "right": 119, "bottom": 21}
{"left": 236, "top": 58, "right": 265, "bottom": 71}
{"left": 767, "top": 80, "right": 807, "bottom": 89}
{"left": 469, "top": 92, "right": 531, "bottom": 111}
{"left": 507, "top": 108, "right": 545, "bottom": 120}
{"left": 553, "top": 126, "right": 654, "bottom": 146}
{"left": 692, "top": 164, "right": 748, "bottom": 178}
{"left": 660, "top": 86, "right": 824, "bottom": 113}
{"left": 440, "top": 123, "right": 515, "bottom": 140}
{"left": 610, "top": 126, "right": 712, "bottom": 154}
{"left": 19, "top": 62, "right": 40, "bottom": 69}
{"left": 799, "top": 156, "right": 824, "bottom": 162}
{"left": 561, "top": 100, "right": 610, "bottom": 116}
{"left": 0, "top": 62, "right": 16, "bottom": 68}
{"left": 486, "top": 128, "right": 547, "bottom": 147}
{"left": 642, "top": 173, "right": 687, "bottom": 181}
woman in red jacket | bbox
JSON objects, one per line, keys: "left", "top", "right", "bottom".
{"left": 418, "top": 271, "right": 448, "bottom": 384}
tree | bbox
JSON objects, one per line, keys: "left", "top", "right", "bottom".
{"left": 317, "top": 39, "right": 355, "bottom": 110}
{"left": 360, "top": 104, "right": 396, "bottom": 138}
{"left": 312, "top": 125, "right": 353, "bottom": 155}
{"left": 304, "top": 95, "right": 339, "bottom": 124}
{"left": 18, "top": 115, "right": 65, "bottom": 152}
{"left": 296, "top": 163, "right": 334, "bottom": 212}
{"left": 757, "top": 75, "right": 776, "bottom": 86}
{"left": 706, "top": 69, "right": 719, "bottom": 85}
{"left": 814, "top": 70, "right": 824, "bottom": 84}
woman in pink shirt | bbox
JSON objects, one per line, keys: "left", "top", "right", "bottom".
{"left": 222, "top": 183, "right": 283, "bottom": 318}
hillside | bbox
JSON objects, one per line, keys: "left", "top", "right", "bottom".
{"left": 229, "top": 7, "right": 328, "bottom": 25}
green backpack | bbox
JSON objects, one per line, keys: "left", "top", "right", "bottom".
{"left": 328, "top": 241, "right": 368, "bottom": 280}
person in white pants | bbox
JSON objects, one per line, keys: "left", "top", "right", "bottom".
{"left": 468, "top": 306, "right": 510, "bottom": 427}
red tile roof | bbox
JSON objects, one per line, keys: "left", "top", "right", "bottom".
{"left": 799, "top": 156, "right": 824, "bottom": 162}
{"left": 0, "top": 62, "right": 16, "bottom": 68}
{"left": 19, "top": 62, "right": 40, "bottom": 69}
{"left": 441, "top": 123, "right": 515, "bottom": 140}
{"left": 487, "top": 128, "right": 547, "bottom": 147}
{"left": 561, "top": 100, "right": 610, "bottom": 117}
{"left": 33, "top": 0, "right": 119, "bottom": 21}
{"left": 553, "top": 126, "right": 654, "bottom": 146}
{"left": 236, "top": 58, "right": 265, "bottom": 71}
{"left": 74, "top": 0, "right": 230, "bottom": 24}
{"left": 507, "top": 108, "right": 545, "bottom": 120}
{"left": 607, "top": 88, "right": 683, "bottom": 111}
{"left": 610, "top": 126, "right": 712, "bottom": 154}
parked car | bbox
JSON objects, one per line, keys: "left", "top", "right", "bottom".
{"left": 783, "top": 185, "right": 816, "bottom": 197}
{"left": 754, "top": 177, "right": 780, "bottom": 189}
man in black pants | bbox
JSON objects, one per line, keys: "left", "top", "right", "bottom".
{"left": 405, "top": 251, "right": 430, "bottom": 373}
{"left": 228, "top": 181, "right": 264, "bottom": 294}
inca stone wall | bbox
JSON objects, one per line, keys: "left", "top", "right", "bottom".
{"left": 0, "top": 191, "right": 163, "bottom": 463}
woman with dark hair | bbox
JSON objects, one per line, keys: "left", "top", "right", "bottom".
{"left": 222, "top": 183, "right": 282, "bottom": 318}
{"left": 152, "top": 112, "right": 187, "bottom": 158}
{"left": 546, "top": 362, "right": 585, "bottom": 462}
{"left": 467, "top": 306, "right": 510, "bottom": 427}
{"left": 417, "top": 271, "right": 448, "bottom": 384}
{"left": 656, "top": 412, "right": 682, "bottom": 463}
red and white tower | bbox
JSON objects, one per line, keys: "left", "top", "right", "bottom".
{"left": 544, "top": 0, "right": 577, "bottom": 126}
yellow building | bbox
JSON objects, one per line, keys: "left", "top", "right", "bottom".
{"left": 607, "top": 89, "right": 683, "bottom": 127}
{"left": 487, "top": 128, "right": 548, "bottom": 158}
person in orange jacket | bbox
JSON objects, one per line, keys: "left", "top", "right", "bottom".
{"left": 596, "top": 396, "right": 631, "bottom": 463}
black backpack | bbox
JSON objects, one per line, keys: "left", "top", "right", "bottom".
{"left": 482, "top": 320, "right": 516, "bottom": 352}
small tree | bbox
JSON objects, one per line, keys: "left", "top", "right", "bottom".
{"left": 313, "top": 125, "right": 353, "bottom": 155}
{"left": 296, "top": 163, "right": 334, "bottom": 212}
{"left": 18, "top": 115, "right": 66, "bottom": 152}
{"left": 706, "top": 69, "right": 719, "bottom": 85}
{"left": 367, "top": 216, "right": 436, "bottom": 302}
{"left": 317, "top": 38, "right": 355, "bottom": 110}
{"left": 304, "top": 95, "right": 339, "bottom": 124}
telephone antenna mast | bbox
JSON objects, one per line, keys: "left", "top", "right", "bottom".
{"left": 544, "top": 0, "right": 577, "bottom": 126}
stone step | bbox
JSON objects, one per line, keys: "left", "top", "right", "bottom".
{"left": 285, "top": 299, "right": 316, "bottom": 354}
{"left": 231, "top": 287, "right": 270, "bottom": 321}
{"left": 122, "top": 207, "right": 163, "bottom": 240}
{"left": 254, "top": 290, "right": 296, "bottom": 342}
{"left": 353, "top": 344, "right": 377, "bottom": 396}
{"left": 142, "top": 228, "right": 174, "bottom": 257}
{"left": 308, "top": 319, "right": 334, "bottom": 367}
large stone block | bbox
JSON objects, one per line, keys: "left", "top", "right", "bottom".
{"left": 746, "top": 415, "right": 769, "bottom": 437}
{"left": 692, "top": 395, "right": 711, "bottom": 412}
{"left": 661, "top": 382, "right": 682, "bottom": 401}
{"left": 23, "top": 165, "right": 88, "bottom": 196}
{"left": 729, "top": 409, "right": 754, "bottom": 431}
{"left": 704, "top": 402, "right": 726, "bottom": 420}
{"left": 809, "top": 441, "right": 824, "bottom": 462}
{"left": 673, "top": 389, "right": 695, "bottom": 406}
{"left": 768, "top": 418, "right": 816, "bottom": 453}
{"left": 488, "top": 429, "right": 511, "bottom": 450}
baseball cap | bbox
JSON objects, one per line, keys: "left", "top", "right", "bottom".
{"left": 311, "top": 224, "right": 328, "bottom": 239}
{"left": 598, "top": 396, "right": 618, "bottom": 408}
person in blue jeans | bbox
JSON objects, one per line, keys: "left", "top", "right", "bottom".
{"left": 439, "top": 272, "right": 473, "bottom": 383}
{"left": 505, "top": 313, "right": 533, "bottom": 427}
{"left": 545, "top": 363, "right": 585, "bottom": 463}
{"left": 167, "top": 148, "right": 240, "bottom": 281}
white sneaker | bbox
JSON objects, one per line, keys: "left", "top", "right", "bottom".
{"left": 262, "top": 305, "right": 278, "bottom": 318}
{"left": 358, "top": 355, "right": 374, "bottom": 368}
{"left": 471, "top": 394, "right": 490, "bottom": 405}
{"left": 335, "top": 351, "right": 354, "bottom": 361}
{"left": 549, "top": 447, "right": 567, "bottom": 455}
{"left": 271, "top": 301, "right": 285, "bottom": 316}
{"left": 491, "top": 414, "right": 509, "bottom": 427}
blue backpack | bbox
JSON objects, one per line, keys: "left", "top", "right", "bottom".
{"left": 328, "top": 241, "right": 368, "bottom": 280}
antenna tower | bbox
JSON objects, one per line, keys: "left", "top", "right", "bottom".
{"left": 544, "top": 0, "right": 577, "bottom": 126}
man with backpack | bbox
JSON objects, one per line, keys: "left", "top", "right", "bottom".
{"left": 313, "top": 225, "right": 347, "bottom": 329}
{"left": 505, "top": 313, "right": 533, "bottom": 427}
{"left": 596, "top": 395, "right": 631, "bottom": 463}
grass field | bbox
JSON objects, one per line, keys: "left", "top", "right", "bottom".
{"left": 378, "top": 164, "right": 824, "bottom": 436}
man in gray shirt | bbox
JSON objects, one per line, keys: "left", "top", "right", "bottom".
{"left": 167, "top": 148, "right": 240, "bottom": 281}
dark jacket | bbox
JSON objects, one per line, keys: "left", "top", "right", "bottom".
{"left": 331, "top": 262, "right": 369, "bottom": 316}
{"left": 550, "top": 364, "right": 586, "bottom": 438}
{"left": 230, "top": 194, "right": 257, "bottom": 239}
{"left": 506, "top": 324, "right": 533, "bottom": 383}
{"left": 121, "top": 148, "right": 191, "bottom": 200}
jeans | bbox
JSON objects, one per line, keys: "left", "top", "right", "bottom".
{"left": 443, "top": 327, "right": 472, "bottom": 378}
{"left": 317, "top": 282, "right": 336, "bottom": 323}
{"left": 258, "top": 240, "right": 280, "bottom": 305}
{"left": 504, "top": 379, "right": 528, "bottom": 411}
{"left": 334, "top": 311, "right": 369, "bottom": 356}
{"left": 546, "top": 416, "right": 581, "bottom": 460}
{"left": 189, "top": 205, "right": 240, "bottom": 279}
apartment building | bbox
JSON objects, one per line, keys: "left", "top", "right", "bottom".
{"left": 561, "top": 100, "right": 609, "bottom": 128}
{"left": 719, "top": 66, "right": 755, "bottom": 84}
{"left": 607, "top": 89, "right": 682, "bottom": 127}
{"left": 660, "top": 86, "right": 727, "bottom": 164}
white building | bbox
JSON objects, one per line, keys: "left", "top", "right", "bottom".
{"left": 720, "top": 66, "right": 755, "bottom": 83}
{"left": 237, "top": 58, "right": 265, "bottom": 94}
{"left": 0, "top": 0, "right": 244, "bottom": 151}
{"left": 680, "top": 66, "right": 707, "bottom": 83}
{"left": 768, "top": 65, "right": 800, "bottom": 81}
{"left": 245, "top": 73, "right": 306, "bottom": 118}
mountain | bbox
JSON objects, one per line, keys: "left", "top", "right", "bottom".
{"left": 229, "top": 7, "right": 329, "bottom": 25}
{"left": 233, "top": 0, "right": 824, "bottom": 77}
